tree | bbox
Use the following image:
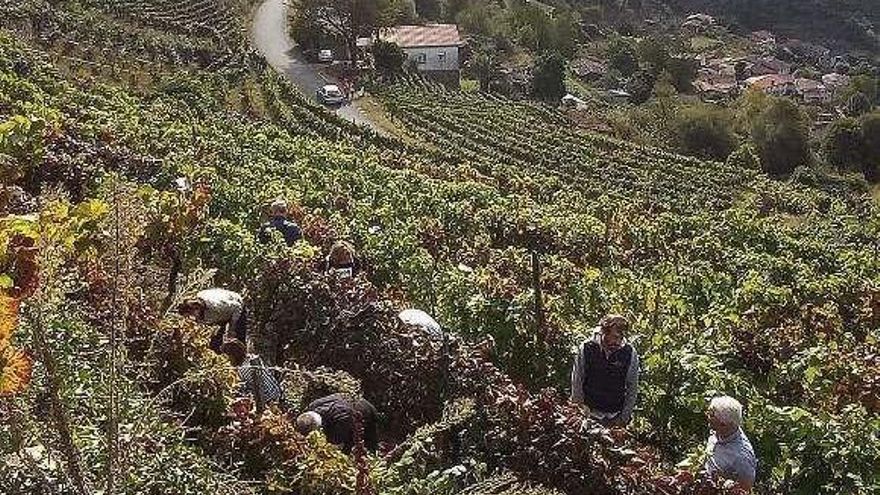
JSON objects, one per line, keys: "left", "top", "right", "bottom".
{"left": 841, "top": 75, "right": 879, "bottom": 116}
{"left": 666, "top": 57, "right": 697, "bottom": 93}
{"left": 861, "top": 112, "right": 880, "bottom": 180}
{"left": 505, "top": 6, "right": 580, "bottom": 56}
{"left": 377, "top": 0, "right": 415, "bottom": 26}
{"left": 455, "top": 0, "right": 506, "bottom": 38}
{"left": 468, "top": 46, "right": 500, "bottom": 92}
{"left": 372, "top": 40, "right": 405, "bottom": 77}
{"left": 290, "top": 0, "right": 412, "bottom": 63}
{"left": 824, "top": 117, "right": 865, "bottom": 172}
{"left": 745, "top": 95, "right": 812, "bottom": 175}
{"left": 444, "top": 0, "right": 469, "bottom": 20}
{"left": 549, "top": 9, "right": 581, "bottom": 58}
{"left": 607, "top": 36, "right": 638, "bottom": 77}
{"left": 625, "top": 69, "right": 656, "bottom": 105}
{"left": 675, "top": 104, "right": 737, "bottom": 160}
{"left": 846, "top": 92, "right": 873, "bottom": 117}
{"left": 510, "top": 3, "right": 546, "bottom": 51}
{"left": 637, "top": 36, "right": 670, "bottom": 75}
{"left": 414, "top": 0, "right": 441, "bottom": 19}
{"left": 531, "top": 51, "right": 566, "bottom": 100}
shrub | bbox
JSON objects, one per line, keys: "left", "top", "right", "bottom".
{"left": 823, "top": 117, "right": 865, "bottom": 173}
{"left": 675, "top": 104, "right": 737, "bottom": 161}
{"left": 373, "top": 40, "right": 406, "bottom": 78}
{"left": 245, "top": 259, "right": 725, "bottom": 494}
{"left": 861, "top": 111, "right": 880, "bottom": 180}
{"left": 726, "top": 143, "right": 761, "bottom": 170}
{"left": 667, "top": 57, "right": 697, "bottom": 93}
{"left": 146, "top": 320, "right": 235, "bottom": 432}
{"left": 607, "top": 36, "right": 638, "bottom": 77}
{"left": 747, "top": 96, "right": 812, "bottom": 175}
{"left": 626, "top": 69, "right": 657, "bottom": 105}
{"left": 530, "top": 51, "right": 566, "bottom": 100}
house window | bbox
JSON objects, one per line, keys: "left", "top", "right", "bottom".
{"left": 437, "top": 52, "right": 446, "bottom": 63}
{"left": 415, "top": 53, "right": 426, "bottom": 64}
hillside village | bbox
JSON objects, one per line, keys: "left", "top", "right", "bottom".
{"left": 563, "top": 12, "right": 877, "bottom": 127}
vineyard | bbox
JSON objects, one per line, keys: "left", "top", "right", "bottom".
{"left": 1, "top": 0, "right": 879, "bottom": 494}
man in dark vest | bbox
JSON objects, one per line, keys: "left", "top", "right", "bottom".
{"left": 570, "top": 314, "right": 640, "bottom": 427}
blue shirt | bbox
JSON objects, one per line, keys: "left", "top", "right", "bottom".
{"left": 258, "top": 216, "right": 302, "bottom": 246}
{"left": 704, "top": 427, "right": 757, "bottom": 483}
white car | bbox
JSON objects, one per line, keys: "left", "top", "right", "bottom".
{"left": 316, "top": 84, "right": 346, "bottom": 105}
{"left": 317, "top": 49, "right": 333, "bottom": 63}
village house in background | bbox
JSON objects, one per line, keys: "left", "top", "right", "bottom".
{"left": 681, "top": 13, "right": 716, "bottom": 35}
{"left": 694, "top": 56, "right": 739, "bottom": 101}
{"left": 745, "top": 56, "right": 792, "bottom": 78}
{"left": 378, "top": 24, "right": 464, "bottom": 87}
{"left": 744, "top": 73, "right": 796, "bottom": 97}
{"left": 794, "top": 77, "right": 830, "bottom": 104}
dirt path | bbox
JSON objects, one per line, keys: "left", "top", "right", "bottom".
{"left": 251, "top": 0, "right": 380, "bottom": 131}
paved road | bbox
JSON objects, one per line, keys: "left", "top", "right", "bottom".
{"left": 251, "top": 0, "right": 378, "bottom": 130}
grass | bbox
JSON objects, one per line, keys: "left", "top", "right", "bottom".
{"left": 689, "top": 36, "right": 723, "bottom": 52}
{"left": 357, "top": 94, "right": 434, "bottom": 149}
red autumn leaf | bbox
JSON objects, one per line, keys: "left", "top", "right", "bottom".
{"left": 0, "top": 295, "right": 18, "bottom": 342}
{"left": 0, "top": 341, "right": 32, "bottom": 395}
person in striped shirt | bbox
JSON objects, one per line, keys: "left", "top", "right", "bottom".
{"left": 220, "top": 339, "right": 283, "bottom": 413}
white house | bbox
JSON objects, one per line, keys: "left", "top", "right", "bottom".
{"left": 795, "top": 78, "right": 830, "bottom": 104}
{"left": 821, "top": 72, "right": 851, "bottom": 93}
{"left": 380, "top": 24, "right": 464, "bottom": 85}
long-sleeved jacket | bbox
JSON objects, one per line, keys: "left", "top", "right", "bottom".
{"left": 307, "top": 393, "right": 379, "bottom": 452}
{"left": 258, "top": 216, "right": 302, "bottom": 246}
{"left": 570, "top": 328, "right": 640, "bottom": 423}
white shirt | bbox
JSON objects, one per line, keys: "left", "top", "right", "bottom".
{"left": 399, "top": 309, "right": 442, "bottom": 338}
{"left": 196, "top": 288, "right": 243, "bottom": 328}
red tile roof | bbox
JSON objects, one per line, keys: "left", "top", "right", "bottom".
{"left": 745, "top": 74, "right": 794, "bottom": 91}
{"left": 382, "top": 24, "right": 463, "bottom": 48}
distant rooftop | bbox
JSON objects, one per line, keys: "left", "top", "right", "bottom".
{"left": 745, "top": 73, "right": 794, "bottom": 90}
{"left": 381, "top": 24, "right": 464, "bottom": 48}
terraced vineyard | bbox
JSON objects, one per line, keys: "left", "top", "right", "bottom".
{"left": 1, "top": 1, "right": 878, "bottom": 494}
{"left": 100, "top": 0, "right": 248, "bottom": 43}
{"left": 377, "top": 84, "right": 752, "bottom": 210}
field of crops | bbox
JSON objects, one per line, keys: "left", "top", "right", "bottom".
{"left": 1, "top": 1, "right": 878, "bottom": 494}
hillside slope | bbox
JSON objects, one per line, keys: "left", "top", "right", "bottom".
{"left": 664, "top": 0, "right": 879, "bottom": 50}
{"left": 1, "top": 0, "right": 878, "bottom": 494}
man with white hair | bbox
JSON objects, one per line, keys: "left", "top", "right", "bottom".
{"left": 258, "top": 198, "right": 302, "bottom": 246}
{"left": 570, "top": 314, "right": 640, "bottom": 426}
{"left": 295, "top": 393, "right": 378, "bottom": 452}
{"left": 704, "top": 395, "right": 757, "bottom": 492}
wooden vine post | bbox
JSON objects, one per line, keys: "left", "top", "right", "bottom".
{"left": 532, "top": 250, "right": 544, "bottom": 343}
